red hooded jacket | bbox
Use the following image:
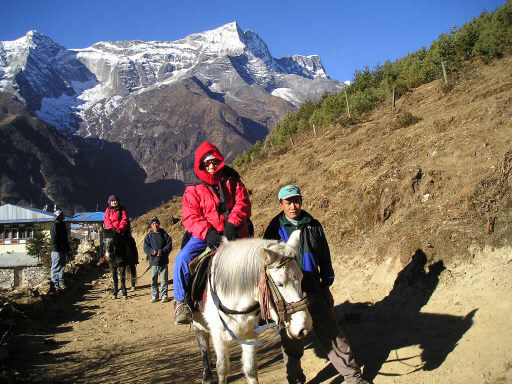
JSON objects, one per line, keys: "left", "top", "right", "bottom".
{"left": 182, "top": 141, "right": 251, "bottom": 240}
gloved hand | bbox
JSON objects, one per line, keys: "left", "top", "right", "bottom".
{"left": 223, "top": 222, "right": 238, "bottom": 241}
{"left": 206, "top": 228, "right": 222, "bottom": 249}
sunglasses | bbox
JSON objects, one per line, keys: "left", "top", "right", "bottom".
{"left": 204, "top": 159, "right": 221, "bottom": 166}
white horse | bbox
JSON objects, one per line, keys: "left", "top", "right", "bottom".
{"left": 192, "top": 231, "right": 312, "bottom": 384}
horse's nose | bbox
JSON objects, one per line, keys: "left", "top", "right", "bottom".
{"left": 298, "top": 328, "right": 308, "bottom": 339}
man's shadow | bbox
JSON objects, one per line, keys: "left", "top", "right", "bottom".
{"left": 307, "top": 249, "right": 476, "bottom": 383}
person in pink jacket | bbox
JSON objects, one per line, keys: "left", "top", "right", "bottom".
{"left": 173, "top": 141, "right": 252, "bottom": 325}
{"left": 104, "top": 195, "right": 138, "bottom": 295}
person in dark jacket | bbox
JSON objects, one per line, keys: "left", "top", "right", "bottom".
{"left": 143, "top": 216, "right": 173, "bottom": 303}
{"left": 263, "top": 185, "right": 370, "bottom": 384}
{"left": 50, "top": 210, "right": 70, "bottom": 290}
{"left": 173, "top": 141, "right": 251, "bottom": 325}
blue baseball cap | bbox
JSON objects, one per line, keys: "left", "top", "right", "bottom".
{"left": 278, "top": 185, "right": 302, "bottom": 201}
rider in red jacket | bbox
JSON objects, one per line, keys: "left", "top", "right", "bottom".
{"left": 173, "top": 141, "right": 252, "bottom": 325}
{"left": 104, "top": 195, "right": 130, "bottom": 233}
{"left": 103, "top": 194, "right": 138, "bottom": 295}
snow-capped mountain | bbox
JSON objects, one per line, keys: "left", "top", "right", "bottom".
{"left": 0, "top": 22, "right": 343, "bottom": 213}
{"left": 1, "top": 22, "right": 341, "bottom": 134}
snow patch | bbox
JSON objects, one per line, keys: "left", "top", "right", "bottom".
{"left": 271, "top": 88, "right": 301, "bottom": 106}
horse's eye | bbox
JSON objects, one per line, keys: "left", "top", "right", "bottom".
{"left": 276, "top": 282, "right": 284, "bottom": 288}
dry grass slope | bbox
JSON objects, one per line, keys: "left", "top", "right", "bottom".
{"left": 132, "top": 56, "right": 512, "bottom": 383}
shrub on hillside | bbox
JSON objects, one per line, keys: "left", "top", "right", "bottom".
{"left": 394, "top": 112, "right": 422, "bottom": 129}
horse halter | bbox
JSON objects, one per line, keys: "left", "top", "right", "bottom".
{"left": 264, "top": 258, "right": 309, "bottom": 328}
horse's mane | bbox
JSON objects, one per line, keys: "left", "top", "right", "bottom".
{"left": 213, "top": 238, "right": 279, "bottom": 299}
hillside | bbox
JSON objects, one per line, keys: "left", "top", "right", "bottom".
{"left": 3, "top": 56, "right": 511, "bottom": 384}
{"left": 132, "top": 55, "right": 512, "bottom": 383}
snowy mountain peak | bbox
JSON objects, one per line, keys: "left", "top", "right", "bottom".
{"left": 0, "top": 24, "right": 342, "bottom": 133}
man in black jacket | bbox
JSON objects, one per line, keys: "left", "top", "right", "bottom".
{"left": 50, "top": 210, "right": 70, "bottom": 290}
{"left": 264, "top": 185, "right": 370, "bottom": 384}
{"left": 143, "top": 217, "right": 172, "bottom": 303}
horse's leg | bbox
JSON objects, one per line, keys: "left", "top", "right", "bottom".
{"left": 241, "top": 344, "right": 259, "bottom": 384}
{"left": 193, "top": 324, "right": 213, "bottom": 384}
{"left": 119, "top": 265, "right": 127, "bottom": 297}
{"left": 111, "top": 264, "right": 118, "bottom": 298}
{"left": 129, "top": 263, "right": 136, "bottom": 290}
{"left": 211, "top": 331, "right": 230, "bottom": 384}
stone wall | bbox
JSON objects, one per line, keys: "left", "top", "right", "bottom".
{"left": 0, "top": 266, "right": 46, "bottom": 290}
{"left": 0, "top": 270, "right": 12, "bottom": 290}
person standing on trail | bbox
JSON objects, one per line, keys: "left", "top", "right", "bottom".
{"left": 263, "top": 185, "right": 371, "bottom": 384}
{"left": 143, "top": 216, "right": 172, "bottom": 303}
{"left": 50, "top": 210, "right": 70, "bottom": 291}
{"left": 172, "top": 141, "right": 252, "bottom": 325}
{"left": 104, "top": 194, "right": 139, "bottom": 292}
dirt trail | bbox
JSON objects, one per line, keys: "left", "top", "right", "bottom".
{"left": 10, "top": 245, "right": 512, "bottom": 384}
{"left": 9, "top": 256, "right": 289, "bottom": 384}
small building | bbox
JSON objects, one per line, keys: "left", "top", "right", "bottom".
{"left": 69, "top": 212, "right": 105, "bottom": 241}
{"left": 0, "top": 204, "right": 70, "bottom": 289}
{"left": 0, "top": 204, "right": 58, "bottom": 253}
{"left": 0, "top": 252, "right": 45, "bottom": 290}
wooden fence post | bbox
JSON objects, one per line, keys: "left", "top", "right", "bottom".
{"left": 344, "top": 90, "right": 351, "bottom": 118}
{"left": 313, "top": 124, "right": 317, "bottom": 136}
{"left": 392, "top": 87, "right": 396, "bottom": 109}
{"left": 290, "top": 137, "right": 295, "bottom": 146}
{"left": 441, "top": 61, "right": 448, "bottom": 85}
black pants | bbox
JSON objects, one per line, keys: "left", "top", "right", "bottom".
{"left": 111, "top": 264, "right": 127, "bottom": 296}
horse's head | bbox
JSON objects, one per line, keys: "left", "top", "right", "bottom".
{"left": 103, "top": 231, "right": 117, "bottom": 261}
{"left": 260, "top": 231, "right": 312, "bottom": 339}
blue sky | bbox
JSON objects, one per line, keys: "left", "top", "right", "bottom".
{"left": 0, "top": 0, "right": 506, "bottom": 82}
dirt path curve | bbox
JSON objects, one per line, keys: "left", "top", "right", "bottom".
{"left": 10, "top": 257, "right": 288, "bottom": 384}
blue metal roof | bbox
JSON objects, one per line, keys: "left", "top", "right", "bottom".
{"left": 70, "top": 212, "right": 105, "bottom": 223}
{"left": 0, "top": 219, "right": 54, "bottom": 224}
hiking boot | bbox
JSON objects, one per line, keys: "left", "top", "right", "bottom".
{"left": 150, "top": 296, "right": 157, "bottom": 303}
{"left": 112, "top": 293, "right": 117, "bottom": 299}
{"left": 122, "top": 295, "right": 128, "bottom": 300}
{"left": 130, "top": 286, "right": 136, "bottom": 292}
{"left": 174, "top": 301, "right": 192, "bottom": 325}
{"left": 160, "top": 296, "right": 168, "bottom": 303}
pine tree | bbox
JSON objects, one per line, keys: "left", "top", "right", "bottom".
{"left": 26, "top": 224, "right": 51, "bottom": 271}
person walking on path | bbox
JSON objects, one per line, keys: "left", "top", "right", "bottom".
{"left": 143, "top": 216, "right": 173, "bottom": 303}
{"left": 50, "top": 210, "right": 70, "bottom": 291}
{"left": 263, "top": 185, "right": 371, "bottom": 384}
{"left": 172, "top": 141, "right": 252, "bottom": 325}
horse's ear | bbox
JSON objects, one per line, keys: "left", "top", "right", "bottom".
{"left": 286, "top": 230, "right": 301, "bottom": 251}
{"left": 260, "top": 247, "right": 279, "bottom": 267}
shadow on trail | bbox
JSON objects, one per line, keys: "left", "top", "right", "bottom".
{"left": 306, "top": 249, "right": 476, "bottom": 383}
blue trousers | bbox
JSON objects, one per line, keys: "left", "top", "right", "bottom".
{"left": 172, "top": 236, "right": 207, "bottom": 302}
{"left": 50, "top": 251, "right": 66, "bottom": 288}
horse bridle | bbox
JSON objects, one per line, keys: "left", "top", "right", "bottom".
{"left": 209, "top": 256, "right": 309, "bottom": 345}
{"left": 264, "top": 258, "right": 309, "bottom": 327}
